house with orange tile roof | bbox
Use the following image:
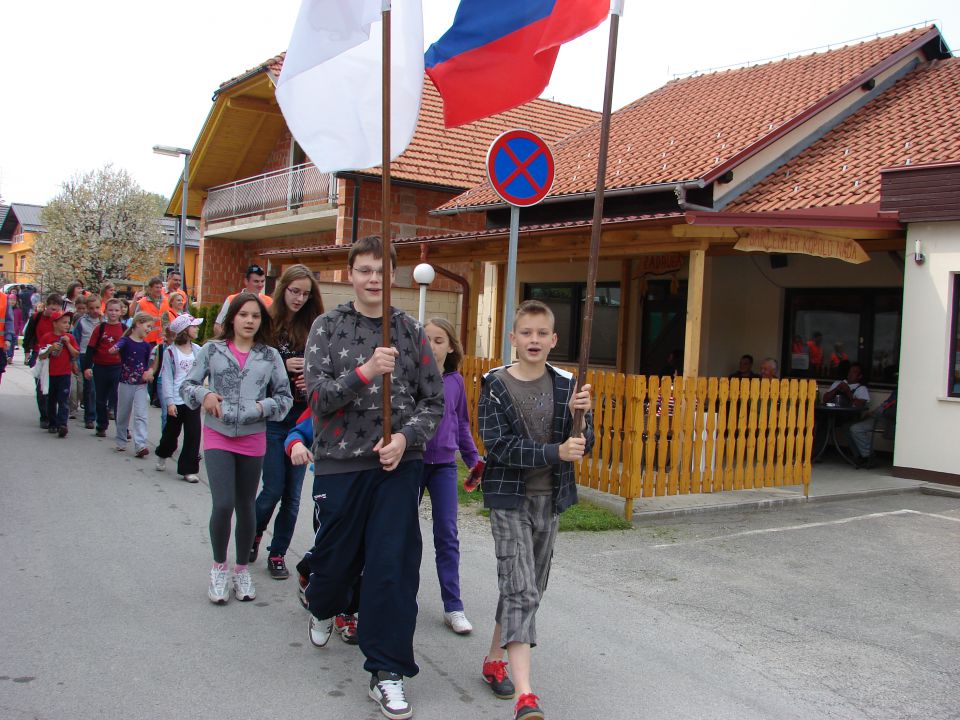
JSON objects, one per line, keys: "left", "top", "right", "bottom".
{"left": 279, "top": 25, "right": 955, "bottom": 382}
{"left": 162, "top": 57, "right": 598, "bottom": 338}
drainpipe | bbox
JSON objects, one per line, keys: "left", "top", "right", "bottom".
{"left": 420, "top": 243, "right": 470, "bottom": 350}
{"left": 351, "top": 181, "right": 361, "bottom": 244}
{"left": 674, "top": 185, "right": 715, "bottom": 212}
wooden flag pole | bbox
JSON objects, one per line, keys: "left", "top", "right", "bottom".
{"left": 381, "top": 0, "right": 393, "bottom": 443}
{"left": 573, "top": 2, "right": 622, "bottom": 438}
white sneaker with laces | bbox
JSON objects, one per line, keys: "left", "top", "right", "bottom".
{"left": 232, "top": 568, "right": 256, "bottom": 601}
{"left": 155, "top": 457, "right": 166, "bottom": 471}
{"left": 443, "top": 610, "right": 473, "bottom": 635}
{"left": 309, "top": 615, "right": 333, "bottom": 647}
{"left": 369, "top": 671, "right": 413, "bottom": 719}
{"left": 208, "top": 565, "right": 230, "bottom": 604}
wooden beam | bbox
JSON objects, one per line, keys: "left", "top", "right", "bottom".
{"left": 671, "top": 225, "right": 739, "bottom": 239}
{"left": 226, "top": 96, "right": 283, "bottom": 115}
{"left": 682, "top": 249, "right": 706, "bottom": 378}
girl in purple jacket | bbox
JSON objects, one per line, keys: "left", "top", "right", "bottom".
{"left": 422, "top": 317, "right": 483, "bottom": 636}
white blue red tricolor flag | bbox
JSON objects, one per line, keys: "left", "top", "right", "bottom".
{"left": 425, "top": 0, "right": 610, "bottom": 128}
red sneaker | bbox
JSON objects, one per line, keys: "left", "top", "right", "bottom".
{"left": 481, "top": 657, "right": 516, "bottom": 699}
{"left": 334, "top": 613, "right": 359, "bottom": 644}
{"left": 514, "top": 693, "right": 543, "bottom": 720}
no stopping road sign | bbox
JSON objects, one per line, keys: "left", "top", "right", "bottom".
{"left": 486, "top": 129, "right": 555, "bottom": 207}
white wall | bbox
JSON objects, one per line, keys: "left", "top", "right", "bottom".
{"left": 894, "top": 223, "right": 960, "bottom": 476}
{"left": 703, "top": 251, "right": 903, "bottom": 377}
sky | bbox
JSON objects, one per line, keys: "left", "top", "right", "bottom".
{"left": 1, "top": 1, "right": 957, "bottom": 207}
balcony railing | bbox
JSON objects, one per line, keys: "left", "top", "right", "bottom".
{"left": 203, "top": 163, "right": 333, "bottom": 223}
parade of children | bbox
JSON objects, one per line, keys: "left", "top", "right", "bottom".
{"left": 1, "top": 271, "right": 599, "bottom": 720}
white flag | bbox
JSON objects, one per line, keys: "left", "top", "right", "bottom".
{"left": 276, "top": 0, "right": 424, "bottom": 173}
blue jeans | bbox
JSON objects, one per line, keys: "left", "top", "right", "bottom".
{"left": 92, "top": 364, "right": 120, "bottom": 432}
{"left": 254, "top": 409, "right": 307, "bottom": 557}
{"left": 420, "top": 462, "right": 464, "bottom": 612}
{"left": 46, "top": 374, "right": 71, "bottom": 429}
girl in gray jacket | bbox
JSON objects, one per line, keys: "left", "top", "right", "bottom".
{"left": 181, "top": 293, "right": 293, "bottom": 605}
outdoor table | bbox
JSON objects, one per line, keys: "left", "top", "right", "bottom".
{"left": 812, "top": 404, "right": 863, "bottom": 466}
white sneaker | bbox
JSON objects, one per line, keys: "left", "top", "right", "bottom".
{"left": 309, "top": 615, "right": 333, "bottom": 648}
{"left": 208, "top": 565, "right": 230, "bottom": 604}
{"left": 183, "top": 474, "right": 200, "bottom": 483}
{"left": 443, "top": 610, "right": 473, "bottom": 635}
{"left": 155, "top": 457, "right": 166, "bottom": 471}
{"left": 232, "top": 568, "right": 256, "bottom": 601}
{"left": 369, "top": 671, "right": 413, "bottom": 719}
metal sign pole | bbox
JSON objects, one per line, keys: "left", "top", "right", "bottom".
{"left": 501, "top": 204, "right": 520, "bottom": 364}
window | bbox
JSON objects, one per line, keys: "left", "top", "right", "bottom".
{"left": 524, "top": 282, "right": 620, "bottom": 366}
{"left": 949, "top": 275, "right": 960, "bottom": 398}
{"left": 783, "top": 288, "right": 901, "bottom": 385}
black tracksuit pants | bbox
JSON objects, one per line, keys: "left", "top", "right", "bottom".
{"left": 300, "top": 459, "right": 423, "bottom": 678}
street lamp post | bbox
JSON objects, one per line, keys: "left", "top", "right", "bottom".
{"left": 413, "top": 263, "right": 435, "bottom": 323}
{"left": 152, "top": 145, "right": 192, "bottom": 283}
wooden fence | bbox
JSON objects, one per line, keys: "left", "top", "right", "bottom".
{"left": 461, "top": 357, "right": 818, "bottom": 518}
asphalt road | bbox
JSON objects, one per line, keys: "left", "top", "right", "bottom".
{"left": 1, "top": 360, "right": 958, "bottom": 720}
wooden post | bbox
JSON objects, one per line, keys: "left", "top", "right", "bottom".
{"left": 380, "top": 3, "right": 393, "bottom": 443}
{"left": 494, "top": 263, "right": 506, "bottom": 363}
{"left": 466, "top": 261, "right": 483, "bottom": 357}
{"left": 617, "top": 259, "right": 631, "bottom": 372}
{"left": 682, "top": 248, "right": 706, "bottom": 378}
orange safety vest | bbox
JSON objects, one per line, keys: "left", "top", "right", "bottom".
{"left": 0, "top": 293, "right": 7, "bottom": 351}
{"left": 225, "top": 292, "right": 273, "bottom": 311}
{"left": 137, "top": 296, "right": 166, "bottom": 344}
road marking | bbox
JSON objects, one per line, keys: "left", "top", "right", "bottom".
{"left": 623, "top": 508, "right": 960, "bottom": 551}
{"left": 900, "top": 509, "right": 960, "bottom": 524}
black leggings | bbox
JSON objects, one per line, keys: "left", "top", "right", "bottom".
{"left": 205, "top": 449, "right": 263, "bottom": 565}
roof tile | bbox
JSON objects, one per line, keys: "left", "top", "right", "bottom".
{"left": 728, "top": 58, "right": 960, "bottom": 212}
{"left": 439, "top": 26, "right": 936, "bottom": 211}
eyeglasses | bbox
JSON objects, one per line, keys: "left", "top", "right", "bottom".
{"left": 351, "top": 266, "right": 389, "bottom": 278}
{"left": 285, "top": 287, "right": 311, "bottom": 299}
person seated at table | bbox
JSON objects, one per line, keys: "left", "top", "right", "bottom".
{"left": 729, "top": 354, "right": 758, "bottom": 380}
{"left": 759, "top": 357, "right": 778, "bottom": 380}
{"left": 822, "top": 362, "right": 869, "bottom": 409}
{"left": 849, "top": 387, "right": 897, "bottom": 469}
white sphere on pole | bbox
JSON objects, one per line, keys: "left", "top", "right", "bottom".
{"left": 413, "top": 263, "right": 436, "bottom": 286}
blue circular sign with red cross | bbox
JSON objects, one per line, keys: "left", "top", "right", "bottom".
{"left": 486, "top": 129, "right": 555, "bottom": 207}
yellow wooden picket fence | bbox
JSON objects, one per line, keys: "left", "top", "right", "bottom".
{"left": 461, "top": 357, "right": 818, "bottom": 519}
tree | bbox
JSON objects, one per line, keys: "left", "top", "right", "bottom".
{"left": 35, "top": 165, "right": 168, "bottom": 290}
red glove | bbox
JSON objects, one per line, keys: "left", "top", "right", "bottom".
{"left": 464, "top": 460, "right": 485, "bottom": 492}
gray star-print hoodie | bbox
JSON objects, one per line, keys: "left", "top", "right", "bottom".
{"left": 304, "top": 302, "right": 445, "bottom": 475}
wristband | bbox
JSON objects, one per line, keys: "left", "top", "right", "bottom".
{"left": 355, "top": 367, "right": 370, "bottom": 385}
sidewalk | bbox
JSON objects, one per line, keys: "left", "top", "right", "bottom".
{"left": 579, "top": 441, "right": 959, "bottom": 521}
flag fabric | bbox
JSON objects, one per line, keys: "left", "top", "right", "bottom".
{"left": 276, "top": 0, "right": 424, "bottom": 173}
{"left": 425, "top": 0, "right": 609, "bottom": 128}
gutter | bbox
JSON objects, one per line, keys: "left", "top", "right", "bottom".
{"left": 430, "top": 179, "right": 705, "bottom": 216}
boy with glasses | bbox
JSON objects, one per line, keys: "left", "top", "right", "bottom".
{"left": 299, "top": 235, "right": 444, "bottom": 719}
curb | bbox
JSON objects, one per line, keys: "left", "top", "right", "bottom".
{"left": 626, "top": 484, "right": 926, "bottom": 522}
